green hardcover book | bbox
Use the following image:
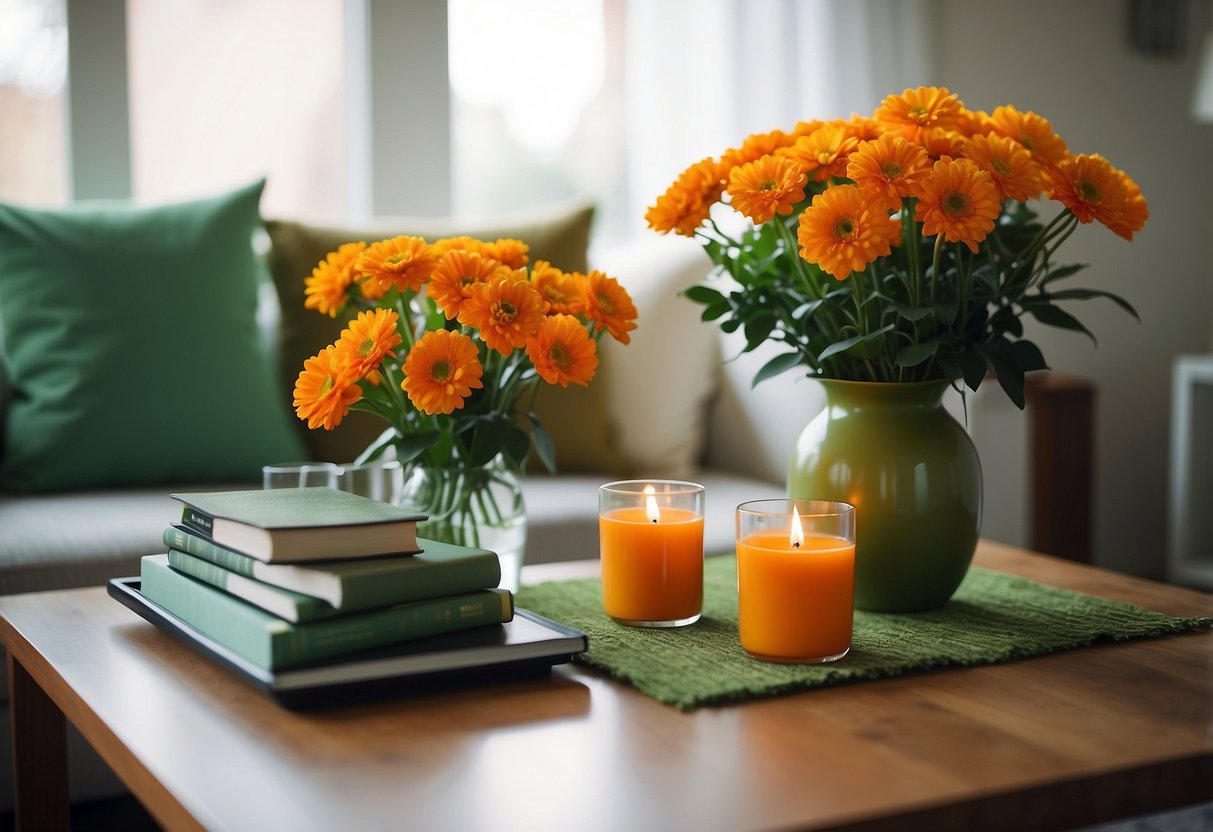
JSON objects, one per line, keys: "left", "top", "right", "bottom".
{"left": 172, "top": 487, "right": 424, "bottom": 562}
{"left": 163, "top": 524, "right": 502, "bottom": 611}
{"left": 166, "top": 549, "right": 337, "bottom": 624}
{"left": 140, "top": 555, "right": 513, "bottom": 671}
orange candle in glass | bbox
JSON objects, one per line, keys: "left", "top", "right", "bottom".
{"left": 736, "top": 499, "right": 856, "bottom": 663}
{"left": 600, "top": 480, "right": 705, "bottom": 627}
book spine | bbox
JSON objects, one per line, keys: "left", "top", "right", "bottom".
{"left": 164, "top": 525, "right": 257, "bottom": 579}
{"left": 166, "top": 550, "right": 334, "bottom": 624}
{"left": 271, "top": 590, "right": 514, "bottom": 669}
{"left": 140, "top": 556, "right": 513, "bottom": 671}
{"left": 180, "top": 506, "right": 214, "bottom": 538}
{"left": 339, "top": 553, "right": 501, "bottom": 611}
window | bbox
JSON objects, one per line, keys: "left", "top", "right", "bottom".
{"left": 448, "top": 0, "right": 627, "bottom": 236}
{"left": 0, "top": 0, "right": 67, "bottom": 205}
{"left": 126, "top": 0, "right": 346, "bottom": 217}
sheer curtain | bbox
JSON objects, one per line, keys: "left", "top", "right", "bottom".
{"left": 623, "top": 0, "right": 936, "bottom": 235}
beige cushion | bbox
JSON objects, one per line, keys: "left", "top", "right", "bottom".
{"left": 592, "top": 236, "right": 721, "bottom": 479}
{"left": 264, "top": 200, "right": 624, "bottom": 472}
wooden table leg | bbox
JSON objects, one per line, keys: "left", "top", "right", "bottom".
{"left": 8, "top": 652, "right": 69, "bottom": 832}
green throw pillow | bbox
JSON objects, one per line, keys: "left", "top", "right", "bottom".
{"left": 0, "top": 180, "right": 306, "bottom": 493}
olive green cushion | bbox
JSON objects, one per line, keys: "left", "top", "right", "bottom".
{"left": 265, "top": 199, "right": 624, "bottom": 473}
{"left": 0, "top": 181, "right": 306, "bottom": 493}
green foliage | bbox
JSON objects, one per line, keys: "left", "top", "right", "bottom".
{"left": 684, "top": 192, "right": 1137, "bottom": 409}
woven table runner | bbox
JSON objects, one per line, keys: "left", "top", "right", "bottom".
{"left": 515, "top": 556, "right": 1210, "bottom": 710}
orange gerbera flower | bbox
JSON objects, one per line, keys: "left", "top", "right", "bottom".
{"left": 846, "top": 135, "right": 930, "bottom": 210}
{"left": 843, "top": 115, "right": 884, "bottom": 142}
{"left": 401, "top": 329, "right": 484, "bottom": 416}
{"left": 530, "top": 260, "right": 586, "bottom": 315}
{"left": 646, "top": 157, "right": 726, "bottom": 237}
{"left": 874, "top": 86, "right": 963, "bottom": 142}
{"left": 357, "top": 236, "right": 437, "bottom": 294}
{"left": 293, "top": 346, "right": 361, "bottom": 431}
{"left": 1047, "top": 153, "right": 1130, "bottom": 229}
{"left": 797, "top": 185, "right": 901, "bottom": 280}
{"left": 1107, "top": 170, "right": 1148, "bottom": 242}
{"left": 430, "top": 236, "right": 483, "bottom": 258}
{"left": 335, "top": 308, "right": 402, "bottom": 379}
{"left": 964, "top": 133, "right": 1044, "bottom": 202}
{"left": 526, "top": 314, "right": 598, "bottom": 388}
{"left": 483, "top": 238, "right": 529, "bottom": 270}
{"left": 918, "top": 129, "right": 967, "bottom": 161}
{"left": 914, "top": 158, "right": 1001, "bottom": 253}
{"left": 304, "top": 242, "right": 366, "bottom": 317}
{"left": 726, "top": 155, "right": 808, "bottom": 224}
{"left": 584, "top": 271, "right": 638, "bottom": 344}
{"left": 428, "top": 251, "right": 510, "bottom": 320}
{"left": 458, "top": 278, "right": 547, "bottom": 356}
{"left": 777, "top": 123, "right": 859, "bottom": 182}
{"left": 957, "top": 106, "right": 994, "bottom": 137}
{"left": 720, "top": 129, "right": 798, "bottom": 171}
{"left": 988, "top": 105, "right": 1068, "bottom": 168}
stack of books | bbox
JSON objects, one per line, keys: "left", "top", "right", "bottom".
{"left": 136, "top": 487, "right": 520, "bottom": 675}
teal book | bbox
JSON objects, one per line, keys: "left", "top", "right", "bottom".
{"left": 163, "top": 524, "right": 502, "bottom": 611}
{"left": 166, "top": 549, "right": 337, "bottom": 624}
{"left": 140, "top": 555, "right": 514, "bottom": 671}
{"left": 172, "top": 487, "right": 424, "bottom": 562}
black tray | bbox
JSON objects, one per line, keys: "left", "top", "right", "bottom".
{"left": 109, "top": 577, "right": 587, "bottom": 709}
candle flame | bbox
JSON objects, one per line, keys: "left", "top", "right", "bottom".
{"left": 644, "top": 484, "right": 660, "bottom": 523}
{"left": 790, "top": 505, "right": 804, "bottom": 549}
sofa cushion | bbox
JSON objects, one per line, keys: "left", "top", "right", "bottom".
{"left": 0, "top": 181, "right": 306, "bottom": 493}
{"left": 592, "top": 236, "right": 721, "bottom": 479}
{"left": 264, "top": 199, "right": 625, "bottom": 473}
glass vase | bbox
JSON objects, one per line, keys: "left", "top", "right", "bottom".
{"left": 397, "top": 456, "right": 527, "bottom": 592}
{"left": 787, "top": 379, "right": 982, "bottom": 612}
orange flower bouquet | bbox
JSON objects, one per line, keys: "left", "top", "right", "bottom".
{"left": 647, "top": 86, "right": 1147, "bottom": 408}
{"left": 291, "top": 234, "right": 635, "bottom": 570}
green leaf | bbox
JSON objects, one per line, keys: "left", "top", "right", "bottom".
{"left": 1005, "top": 339, "right": 1048, "bottom": 372}
{"left": 791, "top": 299, "right": 823, "bottom": 320}
{"left": 752, "top": 351, "right": 804, "bottom": 387}
{"left": 501, "top": 426, "right": 532, "bottom": 470}
{"left": 392, "top": 430, "right": 442, "bottom": 464}
{"left": 526, "top": 413, "right": 557, "bottom": 474}
{"left": 468, "top": 415, "right": 510, "bottom": 466}
{"left": 701, "top": 301, "right": 731, "bottom": 322}
{"left": 1025, "top": 303, "right": 1096, "bottom": 344}
{"left": 1039, "top": 262, "right": 1088, "bottom": 286}
{"left": 935, "top": 295, "right": 959, "bottom": 326}
{"left": 720, "top": 318, "right": 742, "bottom": 334}
{"left": 982, "top": 348, "right": 1026, "bottom": 409}
{"left": 682, "top": 285, "right": 724, "bottom": 306}
{"left": 743, "top": 313, "right": 777, "bottom": 352}
{"left": 896, "top": 340, "right": 939, "bottom": 368}
{"left": 893, "top": 302, "right": 935, "bottom": 322}
{"left": 955, "top": 350, "right": 988, "bottom": 391}
{"left": 1046, "top": 288, "right": 1140, "bottom": 321}
{"left": 818, "top": 323, "right": 895, "bottom": 363}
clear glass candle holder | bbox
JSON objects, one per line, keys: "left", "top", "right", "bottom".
{"left": 736, "top": 499, "right": 856, "bottom": 663}
{"left": 599, "top": 480, "right": 705, "bottom": 628}
{"left": 262, "top": 461, "right": 340, "bottom": 489}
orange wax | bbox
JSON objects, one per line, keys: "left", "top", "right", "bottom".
{"left": 736, "top": 532, "right": 855, "bottom": 661}
{"left": 600, "top": 507, "right": 704, "bottom": 623}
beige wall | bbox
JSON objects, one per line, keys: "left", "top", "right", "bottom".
{"left": 936, "top": 0, "right": 1213, "bottom": 578}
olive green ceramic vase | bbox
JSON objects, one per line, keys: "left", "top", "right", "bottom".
{"left": 788, "top": 380, "right": 982, "bottom": 612}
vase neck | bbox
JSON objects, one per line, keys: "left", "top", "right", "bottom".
{"left": 819, "top": 379, "right": 949, "bottom": 412}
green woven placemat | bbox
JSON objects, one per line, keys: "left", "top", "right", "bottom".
{"left": 516, "top": 556, "right": 1210, "bottom": 710}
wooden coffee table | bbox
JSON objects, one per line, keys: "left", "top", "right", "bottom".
{"left": 2, "top": 540, "right": 1210, "bottom": 832}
